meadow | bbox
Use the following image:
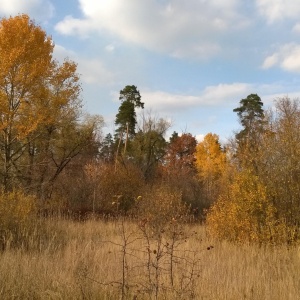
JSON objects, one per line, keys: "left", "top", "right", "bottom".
{"left": 0, "top": 218, "right": 299, "bottom": 300}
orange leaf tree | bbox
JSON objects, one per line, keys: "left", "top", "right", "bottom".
{"left": 0, "top": 15, "right": 102, "bottom": 194}
{"left": 160, "top": 132, "right": 203, "bottom": 212}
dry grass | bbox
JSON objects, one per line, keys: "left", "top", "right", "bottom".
{"left": 0, "top": 218, "right": 300, "bottom": 299}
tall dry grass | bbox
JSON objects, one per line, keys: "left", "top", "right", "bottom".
{"left": 0, "top": 218, "right": 300, "bottom": 299}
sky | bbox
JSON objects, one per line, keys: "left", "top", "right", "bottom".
{"left": 1, "top": 0, "right": 300, "bottom": 142}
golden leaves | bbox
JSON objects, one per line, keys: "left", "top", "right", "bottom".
{"left": 195, "top": 133, "right": 226, "bottom": 180}
{"left": 0, "top": 14, "right": 81, "bottom": 136}
{"left": 0, "top": 15, "right": 53, "bottom": 83}
{"left": 206, "top": 169, "right": 282, "bottom": 244}
{"left": 0, "top": 14, "right": 85, "bottom": 191}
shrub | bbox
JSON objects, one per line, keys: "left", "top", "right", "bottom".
{"left": 134, "top": 184, "right": 191, "bottom": 233}
{"left": 0, "top": 190, "right": 37, "bottom": 250}
{"left": 206, "top": 169, "right": 284, "bottom": 244}
{"left": 91, "top": 162, "right": 145, "bottom": 215}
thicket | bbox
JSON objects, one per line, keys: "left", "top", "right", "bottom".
{"left": 207, "top": 97, "right": 300, "bottom": 244}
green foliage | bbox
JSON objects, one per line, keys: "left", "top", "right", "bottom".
{"left": 233, "top": 93, "right": 265, "bottom": 137}
{"left": 130, "top": 129, "right": 167, "bottom": 179}
{"left": 99, "top": 133, "right": 115, "bottom": 162}
{"left": 233, "top": 94, "right": 266, "bottom": 171}
{"left": 119, "top": 85, "right": 144, "bottom": 108}
{"left": 115, "top": 100, "right": 136, "bottom": 136}
{"left": 169, "top": 131, "right": 179, "bottom": 143}
{"left": 114, "top": 113, "right": 170, "bottom": 182}
{"left": 115, "top": 85, "right": 144, "bottom": 137}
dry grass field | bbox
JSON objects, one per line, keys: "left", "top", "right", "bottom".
{"left": 0, "top": 218, "right": 300, "bottom": 299}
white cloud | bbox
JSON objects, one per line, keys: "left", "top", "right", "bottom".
{"left": 105, "top": 44, "right": 115, "bottom": 53}
{"left": 262, "top": 53, "right": 278, "bottom": 69}
{"left": 0, "top": 0, "right": 54, "bottom": 22}
{"left": 79, "top": 59, "right": 115, "bottom": 85}
{"left": 141, "top": 91, "right": 199, "bottom": 111}
{"left": 54, "top": 45, "right": 115, "bottom": 86}
{"left": 55, "top": 0, "right": 247, "bottom": 60}
{"left": 292, "top": 23, "right": 300, "bottom": 33}
{"left": 202, "top": 83, "right": 251, "bottom": 105}
{"left": 196, "top": 134, "right": 205, "bottom": 142}
{"left": 138, "top": 82, "right": 292, "bottom": 115}
{"left": 256, "top": 0, "right": 300, "bottom": 23}
{"left": 171, "top": 43, "right": 221, "bottom": 60}
{"left": 262, "top": 43, "right": 300, "bottom": 72}
{"left": 54, "top": 15, "right": 94, "bottom": 38}
{"left": 141, "top": 83, "right": 251, "bottom": 113}
{"left": 281, "top": 47, "right": 300, "bottom": 72}
{"left": 53, "top": 44, "right": 76, "bottom": 61}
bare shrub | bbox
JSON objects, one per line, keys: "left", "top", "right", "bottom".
{"left": 93, "top": 162, "right": 145, "bottom": 215}
{"left": 88, "top": 218, "right": 202, "bottom": 300}
{"left": 134, "top": 184, "right": 190, "bottom": 228}
{"left": 53, "top": 161, "right": 146, "bottom": 217}
{"left": 88, "top": 186, "right": 203, "bottom": 299}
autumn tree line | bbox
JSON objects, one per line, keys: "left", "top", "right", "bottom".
{"left": 0, "top": 15, "right": 300, "bottom": 245}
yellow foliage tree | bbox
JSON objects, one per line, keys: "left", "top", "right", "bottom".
{"left": 206, "top": 169, "right": 296, "bottom": 244}
{"left": 0, "top": 15, "right": 52, "bottom": 189}
{"left": 0, "top": 15, "right": 100, "bottom": 194}
{"left": 195, "top": 133, "right": 226, "bottom": 204}
{"left": 207, "top": 97, "right": 300, "bottom": 245}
